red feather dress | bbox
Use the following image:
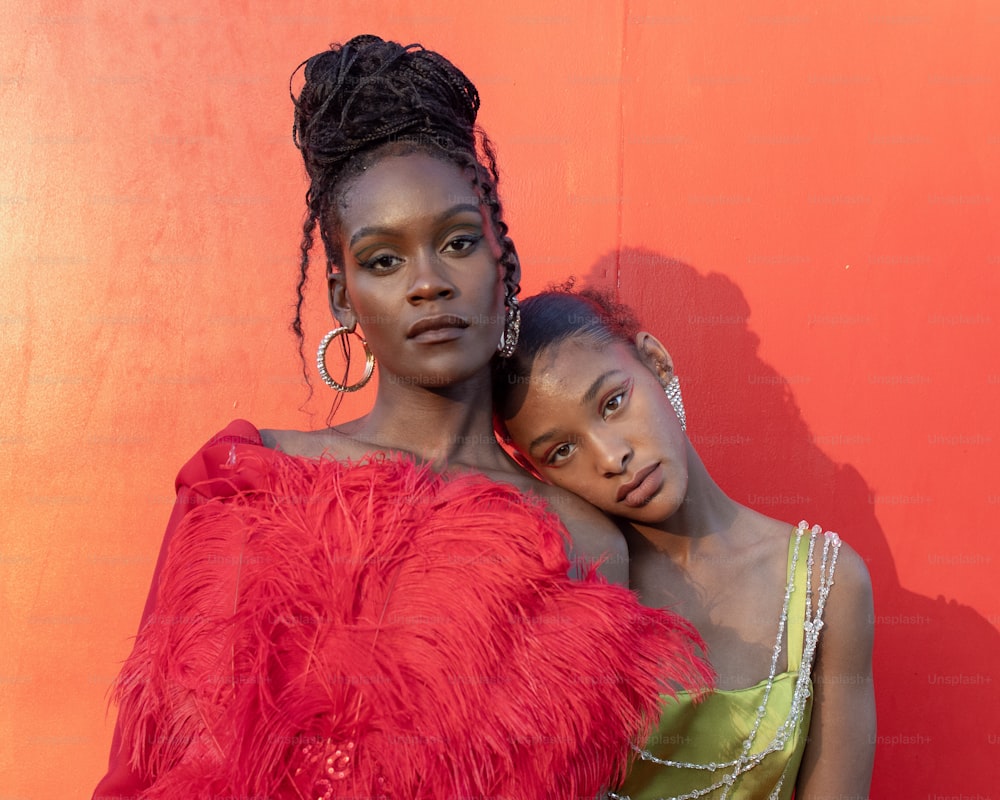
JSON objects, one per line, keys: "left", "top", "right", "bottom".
{"left": 93, "top": 420, "right": 711, "bottom": 799}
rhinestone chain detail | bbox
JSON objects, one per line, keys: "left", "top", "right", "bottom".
{"left": 610, "top": 522, "right": 841, "bottom": 800}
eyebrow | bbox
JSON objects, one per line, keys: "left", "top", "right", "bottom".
{"left": 582, "top": 369, "right": 621, "bottom": 404}
{"left": 348, "top": 203, "right": 482, "bottom": 248}
{"left": 527, "top": 369, "right": 621, "bottom": 454}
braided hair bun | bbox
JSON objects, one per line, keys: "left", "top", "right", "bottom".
{"left": 292, "top": 35, "right": 480, "bottom": 185}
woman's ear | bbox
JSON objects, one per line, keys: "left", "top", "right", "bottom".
{"left": 328, "top": 271, "right": 358, "bottom": 330}
{"left": 634, "top": 331, "right": 675, "bottom": 386}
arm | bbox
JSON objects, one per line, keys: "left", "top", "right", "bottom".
{"left": 795, "top": 542, "right": 876, "bottom": 799}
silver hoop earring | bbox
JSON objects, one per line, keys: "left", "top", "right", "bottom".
{"left": 664, "top": 375, "right": 687, "bottom": 431}
{"left": 497, "top": 296, "right": 521, "bottom": 358}
{"left": 317, "top": 326, "right": 375, "bottom": 393}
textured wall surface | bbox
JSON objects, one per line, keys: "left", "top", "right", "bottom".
{"left": 1, "top": 2, "right": 997, "bottom": 795}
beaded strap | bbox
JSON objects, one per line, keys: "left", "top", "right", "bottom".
{"left": 610, "top": 522, "right": 841, "bottom": 800}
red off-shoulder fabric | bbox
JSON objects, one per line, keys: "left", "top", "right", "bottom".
{"left": 93, "top": 420, "right": 710, "bottom": 800}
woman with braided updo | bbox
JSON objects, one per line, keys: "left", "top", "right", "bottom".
{"left": 92, "top": 36, "right": 711, "bottom": 800}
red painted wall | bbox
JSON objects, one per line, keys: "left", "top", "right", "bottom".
{"left": 1, "top": 2, "right": 996, "bottom": 795}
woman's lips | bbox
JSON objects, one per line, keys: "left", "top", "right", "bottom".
{"left": 407, "top": 315, "right": 470, "bottom": 342}
{"left": 618, "top": 463, "right": 663, "bottom": 507}
{"left": 410, "top": 327, "right": 466, "bottom": 343}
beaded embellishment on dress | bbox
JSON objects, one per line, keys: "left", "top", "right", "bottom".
{"left": 610, "top": 521, "right": 841, "bottom": 800}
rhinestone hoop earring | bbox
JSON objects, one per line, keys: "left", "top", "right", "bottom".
{"left": 497, "top": 296, "right": 521, "bottom": 358}
{"left": 664, "top": 375, "right": 687, "bottom": 431}
{"left": 317, "top": 326, "right": 375, "bottom": 393}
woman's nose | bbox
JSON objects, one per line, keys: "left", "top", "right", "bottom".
{"left": 407, "top": 251, "right": 456, "bottom": 304}
{"left": 593, "top": 432, "right": 632, "bottom": 477}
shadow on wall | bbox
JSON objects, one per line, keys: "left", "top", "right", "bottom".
{"left": 584, "top": 248, "right": 999, "bottom": 796}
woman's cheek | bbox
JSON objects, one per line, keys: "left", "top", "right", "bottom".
{"left": 558, "top": 470, "right": 596, "bottom": 504}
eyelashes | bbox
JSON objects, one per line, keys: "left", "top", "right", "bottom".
{"left": 356, "top": 234, "right": 483, "bottom": 273}
{"left": 602, "top": 379, "right": 633, "bottom": 418}
{"left": 359, "top": 253, "right": 402, "bottom": 272}
{"left": 443, "top": 234, "right": 482, "bottom": 255}
{"left": 545, "top": 440, "right": 577, "bottom": 466}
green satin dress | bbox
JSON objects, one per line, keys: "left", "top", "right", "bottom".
{"left": 613, "top": 525, "right": 839, "bottom": 800}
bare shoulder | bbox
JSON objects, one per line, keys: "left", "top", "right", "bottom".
{"left": 831, "top": 538, "right": 872, "bottom": 591}
{"left": 733, "top": 508, "right": 802, "bottom": 570}
{"left": 806, "top": 531, "right": 875, "bottom": 688}
{"left": 527, "top": 480, "right": 630, "bottom": 586}
{"left": 782, "top": 518, "right": 873, "bottom": 629}
{"left": 258, "top": 427, "right": 288, "bottom": 451}
{"left": 259, "top": 427, "right": 316, "bottom": 455}
{"left": 824, "top": 538, "right": 874, "bottom": 637}
{"left": 258, "top": 426, "right": 358, "bottom": 460}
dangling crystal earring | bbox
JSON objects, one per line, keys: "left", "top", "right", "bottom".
{"left": 317, "top": 326, "right": 375, "bottom": 392}
{"left": 497, "top": 295, "right": 521, "bottom": 358}
{"left": 664, "top": 375, "right": 687, "bottom": 431}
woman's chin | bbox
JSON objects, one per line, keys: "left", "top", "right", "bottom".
{"left": 609, "top": 488, "right": 686, "bottom": 525}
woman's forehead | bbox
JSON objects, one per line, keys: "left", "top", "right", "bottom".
{"left": 347, "top": 150, "right": 474, "bottom": 195}
{"left": 530, "top": 339, "right": 626, "bottom": 393}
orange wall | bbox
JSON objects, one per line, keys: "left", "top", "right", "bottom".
{"left": 1, "top": 2, "right": 997, "bottom": 795}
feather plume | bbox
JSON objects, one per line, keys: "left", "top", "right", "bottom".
{"left": 112, "top": 447, "right": 712, "bottom": 799}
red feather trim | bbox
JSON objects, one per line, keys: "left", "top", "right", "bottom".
{"left": 113, "top": 450, "right": 711, "bottom": 799}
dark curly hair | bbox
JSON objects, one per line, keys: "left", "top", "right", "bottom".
{"left": 289, "top": 35, "right": 520, "bottom": 396}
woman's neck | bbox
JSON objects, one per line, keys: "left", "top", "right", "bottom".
{"left": 336, "top": 366, "right": 507, "bottom": 470}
